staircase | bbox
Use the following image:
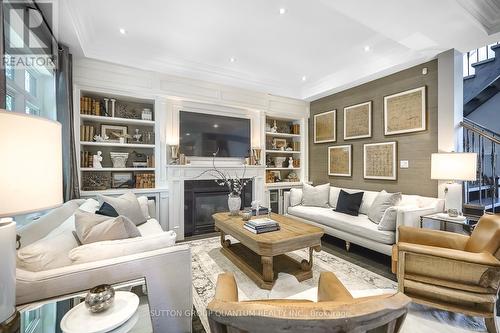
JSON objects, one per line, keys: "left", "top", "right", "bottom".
{"left": 461, "top": 119, "right": 500, "bottom": 213}
{"left": 463, "top": 43, "right": 500, "bottom": 116}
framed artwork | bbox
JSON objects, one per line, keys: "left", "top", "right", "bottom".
{"left": 273, "top": 138, "right": 287, "bottom": 150}
{"left": 344, "top": 101, "right": 372, "bottom": 140}
{"left": 384, "top": 86, "right": 426, "bottom": 135}
{"left": 314, "top": 110, "right": 336, "bottom": 143}
{"left": 101, "top": 124, "right": 128, "bottom": 143}
{"left": 111, "top": 172, "right": 134, "bottom": 188}
{"left": 328, "top": 145, "right": 352, "bottom": 177}
{"left": 363, "top": 142, "right": 397, "bottom": 180}
{"left": 270, "top": 170, "right": 281, "bottom": 182}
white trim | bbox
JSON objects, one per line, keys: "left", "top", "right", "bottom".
{"left": 328, "top": 145, "right": 352, "bottom": 177}
{"left": 363, "top": 142, "right": 397, "bottom": 180}
{"left": 343, "top": 101, "right": 372, "bottom": 140}
{"left": 384, "top": 86, "right": 426, "bottom": 136}
{"left": 313, "top": 110, "right": 336, "bottom": 143}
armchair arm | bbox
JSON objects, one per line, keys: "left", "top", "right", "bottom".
{"left": 398, "top": 226, "right": 469, "bottom": 251}
{"left": 283, "top": 191, "right": 290, "bottom": 215}
{"left": 317, "top": 272, "right": 353, "bottom": 302}
{"left": 395, "top": 206, "right": 443, "bottom": 242}
{"left": 214, "top": 273, "right": 239, "bottom": 302}
{"left": 398, "top": 242, "right": 500, "bottom": 267}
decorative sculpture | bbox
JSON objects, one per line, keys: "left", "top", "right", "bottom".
{"left": 93, "top": 151, "right": 103, "bottom": 169}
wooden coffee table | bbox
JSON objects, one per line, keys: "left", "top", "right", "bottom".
{"left": 213, "top": 212, "right": 324, "bottom": 290}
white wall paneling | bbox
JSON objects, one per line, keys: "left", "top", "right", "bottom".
{"left": 73, "top": 57, "right": 309, "bottom": 239}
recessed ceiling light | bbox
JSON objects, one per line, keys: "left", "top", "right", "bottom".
{"left": 229, "top": 57, "right": 236, "bottom": 63}
{"left": 279, "top": 8, "right": 287, "bottom": 15}
{"left": 213, "top": 124, "right": 219, "bottom": 128}
{"left": 302, "top": 76, "right": 307, "bottom": 82}
{"left": 119, "top": 28, "right": 127, "bottom": 35}
{"left": 364, "top": 45, "right": 371, "bottom": 52}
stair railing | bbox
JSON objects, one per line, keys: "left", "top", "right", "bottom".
{"left": 463, "top": 42, "right": 499, "bottom": 77}
{"left": 461, "top": 118, "right": 500, "bottom": 213}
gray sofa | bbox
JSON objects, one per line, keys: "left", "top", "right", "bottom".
{"left": 284, "top": 186, "right": 445, "bottom": 256}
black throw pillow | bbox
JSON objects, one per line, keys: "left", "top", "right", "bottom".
{"left": 335, "top": 190, "right": 364, "bottom": 216}
{"left": 95, "top": 202, "right": 119, "bottom": 217}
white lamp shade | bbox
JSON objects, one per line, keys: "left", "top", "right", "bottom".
{"left": 431, "top": 152, "right": 477, "bottom": 181}
{"left": 0, "top": 111, "right": 63, "bottom": 217}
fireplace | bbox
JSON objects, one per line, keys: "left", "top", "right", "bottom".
{"left": 184, "top": 179, "right": 253, "bottom": 237}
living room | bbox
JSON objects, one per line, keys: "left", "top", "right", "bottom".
{"left": 1, "top": 1, "right": 499, "bottom": 333}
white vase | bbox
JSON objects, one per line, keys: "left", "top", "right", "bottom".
{"left": 228, "top": 194, "right": 241, "bottom": 216}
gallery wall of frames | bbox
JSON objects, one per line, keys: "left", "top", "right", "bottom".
{"left": 308, "top": 60, "right": 439, "bottom": 197}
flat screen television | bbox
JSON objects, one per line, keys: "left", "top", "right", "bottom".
{"left": 179, "top": 111, "right": 251, "bottom": 158}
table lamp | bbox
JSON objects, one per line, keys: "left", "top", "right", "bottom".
{"left": 431, "top": 152, "right": 477, "bottom": 215}
{"left": 0, "top": 111, "right": 62, "bottom": 328}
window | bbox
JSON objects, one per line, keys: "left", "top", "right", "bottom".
{"left": 5, "top": 55, "right": 14, "bottom": 80}
{"left": 25, "top": 71, "right": 37, "bottom": 97}
{"left": 25, "top": 102, "right": 40, "bottom": 116}
{"left": 2, "top": 1, "right": 57, "bottom": 120}
{"left": 6, "top": 93, "right": 14, "bottom": 111}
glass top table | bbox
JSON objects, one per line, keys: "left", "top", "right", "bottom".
{"left": 420, "top": 213, "right": 479, "bottom": 234}
{"left": 17, "top": 278, "right": 153, "bottom": 333}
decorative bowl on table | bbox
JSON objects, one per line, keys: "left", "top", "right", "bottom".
{"left": 85, "top": 284, "right": 115, "bottom": 313}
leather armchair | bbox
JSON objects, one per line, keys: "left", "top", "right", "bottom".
{"left": 392, "top": 214, "right": 500, "bottom": 333}
{"left": 207, "top": 272, "right": 410, "bottom": 333}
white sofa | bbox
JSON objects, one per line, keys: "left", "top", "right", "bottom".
{"left": 16, "top": 199, "right": 192, "bottom": 333}
{"left": 284, "top": 186, "right": 445, "bottom": 256}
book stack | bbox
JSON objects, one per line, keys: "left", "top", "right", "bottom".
{"left": 80, "top": 151, "right": 94, "bottom": 168}
{"left": 244, "top": 218, "right": 280, "bottom": 234}
{"left": 80, "top": 125, "right": 95, "bottom": 142}
{"left": 80, "top": 97, "right": 101, "bottom": 116}
{"left": 251, "top": 206, "right": 269, "bottom": 216}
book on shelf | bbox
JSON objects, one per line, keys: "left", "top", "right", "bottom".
{"left": 80, "top": 125, "right": 95, "bottom": 142}
{"left": 80, "top": 97, "right": 101, "bottom": 116}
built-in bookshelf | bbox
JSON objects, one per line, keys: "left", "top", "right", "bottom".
{"left": 75, "top": 90, "right": 158, "bottom": 194}
{"left": 264, "top": 116, "right": 303, "bottom": 185}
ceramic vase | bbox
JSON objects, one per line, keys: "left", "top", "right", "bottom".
{"left": 228, "top": 194, "right": 241, "bottom": 216}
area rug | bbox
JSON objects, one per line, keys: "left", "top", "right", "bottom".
{"left": 187, "top": 236, "right": 489, "bottom": 333}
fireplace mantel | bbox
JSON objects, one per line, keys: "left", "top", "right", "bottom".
{"left": 167, "top": 163, "right": 266, "bottom": 240}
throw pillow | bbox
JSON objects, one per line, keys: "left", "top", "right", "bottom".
{"left": 69, "top": 231, "right": 177, "bottom": 265}
{"left": 17, "top": 231, "right": 78, "bottom": 272}
{"left": 95, "top": 202, "right": 119, "bottom": 217}
{"left": 74, "top": 210, "right": 141, "bottom": 245}
{"left": 368, "top": 191, "right": 402, "bottom": 224}
{"left": 378, "top": 206, "right": 399, "bottom": 231}
{"left": 335, "top": 190, "right": 364, "bottom": 216}
{"left": 289, "top": 188, "right": 303, "bottom": 207}
{"left": 328, "top": 187, "right": 341, "bottom": 208}
{"left": 302, "top": 183, "right": 330, "bottom": 207}
{"left": 98, "top": 192, "right": 146, "bottom": 225}
{"left": 137, "top": 196, "right": 151, "bottom": 219}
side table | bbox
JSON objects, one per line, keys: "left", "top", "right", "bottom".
{"left": 420, "top": 213, "right": 479, "bottom": 235}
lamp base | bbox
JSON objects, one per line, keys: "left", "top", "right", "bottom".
{"left": 0, "top": 311, "right": 20, "bottom": 333}
{"left": 445, "top": 182, "right": 463, "bottom": 213}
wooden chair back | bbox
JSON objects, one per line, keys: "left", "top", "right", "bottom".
{"left": 207, "top": 292, "right": 410, "bottom": 333}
